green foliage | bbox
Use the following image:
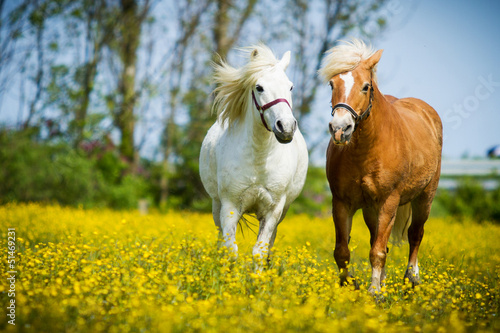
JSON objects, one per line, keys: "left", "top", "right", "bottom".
{"left": 0, "top": 129, "right": 149, "bottom": 210}
{"left": 0, "top": 129, "right": 104, "bottom": 206}
{"left": 436, "top": 178, "right": 500, "bottom": 223}
{"left": 288, "top": 166, "right": 331, "bottom": 216}
{"left": 94, "top": 150, "right": 127, "bottom": 184}
{"left": 106, "top": 174, "right": 149, "bottom": 210}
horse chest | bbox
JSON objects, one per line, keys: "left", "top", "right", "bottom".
{"left": 219, "top": 148, "right": 291, "bottom": 207}
{"left": 333, "top": 175, "right": 365, "bottom": 202}
{"left": 329, "top": 162, "right": 388, "bottom": 207}
{"left": 227, "top": 172, "right": 286, "bottom": 215}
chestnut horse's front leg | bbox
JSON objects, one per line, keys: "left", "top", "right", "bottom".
{"left": 369, "top": 195, "right": 400, "bottom": 294}
{"left": 332, "top": 197, "right": 357, "bottom": 287}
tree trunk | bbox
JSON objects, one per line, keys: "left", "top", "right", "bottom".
{"left": 213, "top": 0, "right": 257, "bottom": 60}
{"left": 74, "top": 58, "right": 98, "bottom": 147}
{"left": 160, "top": 99, "right": 177, "bottom": 206}
{"left": 213, "top": 0, "right": 232, "bottom": 58}
{"left": 116, "top": 0, "right": 142, "bottom": 169}
{"left": 73, "top": 1, "right": 109, "bottom": 148}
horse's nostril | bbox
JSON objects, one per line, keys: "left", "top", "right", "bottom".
{"left": 276, "top": 120, "right": 284, "bottom": 132}
{"left": 345, "top": 124, "right": 352, "bottom": 133}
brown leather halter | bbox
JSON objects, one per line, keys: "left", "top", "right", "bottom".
{"left": 331, "top": 81, "right": 373, "bottom": 132}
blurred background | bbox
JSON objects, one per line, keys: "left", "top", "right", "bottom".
{"left": 0, "top": 0, "right": 499, "bottom": 221}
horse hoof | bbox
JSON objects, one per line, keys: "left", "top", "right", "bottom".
{"left": 340, "top": 276, "right": 359, "bottom": 290}
{"left": 368, "top": 285, "right": 381, "bottom": 296}
{"left": 404, "top": 268, "right": 420, "bottom": 287}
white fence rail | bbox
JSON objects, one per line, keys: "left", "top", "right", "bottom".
{"left": 439, "top": 160, "right": 500, "bottom": 190}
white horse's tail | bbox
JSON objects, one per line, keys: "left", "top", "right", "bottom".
{"left": 238, "top": 214, "right": 258, "bottom": 238}
{"left": 390, "top": 203, "right": 412, "bottom": 245}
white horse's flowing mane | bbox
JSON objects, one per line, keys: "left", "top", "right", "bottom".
{"left": 212, "top": 44, "right": 280, "bottom": 126}
{"left": 319, "top": 38, "right": 378, "bottom": 82}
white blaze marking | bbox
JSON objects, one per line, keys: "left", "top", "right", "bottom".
{"left": 339, "top": 72, "right": 354, "bottom": 101}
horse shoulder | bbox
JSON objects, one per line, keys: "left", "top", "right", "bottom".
{"left": 288, "top": 131, "right": 309, "bottom": 200}
{"left": 269, "top": 135, "right": 307, "bottom": 184}
{"left": 217, "top": 132, "right": 255, "bottom": 188}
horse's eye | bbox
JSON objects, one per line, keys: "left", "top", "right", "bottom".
{"left": 362, "top": 83, "right": 370, "bottom": 93}
{"left": 256, "top": 85, "right": 264, "bottom": 92}
{"left": 329, "top": 81, "right": 334, "bottom": 90}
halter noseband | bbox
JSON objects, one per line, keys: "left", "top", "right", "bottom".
{"left": 252, "top": 90, "right": 291, "bottom": 132}
{"left": 331, "top": 81, "right": 373, "bottom": 132}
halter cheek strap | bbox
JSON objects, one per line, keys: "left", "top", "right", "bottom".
{"left": 252, "top": 90, "right": 291, "bottom": 132}
{"left": 331, "top": 82, "right": 373, "bottom": 132}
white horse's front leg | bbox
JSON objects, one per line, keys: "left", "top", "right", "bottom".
{"left": 253, "top": 222, "right": 277, "bottom": 270}
{"left": 219, "top": 201, "right": 241, "bottom": 257}
{"left": 253, "top": 199, "right": 286, "bottom": 268}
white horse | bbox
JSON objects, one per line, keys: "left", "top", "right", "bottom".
{"left": 200, "top": 45, "right": 308, "bottom": 262}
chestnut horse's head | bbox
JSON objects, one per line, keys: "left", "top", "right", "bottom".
{"left": 319, "top": 40, "right": 383, "bottom": 145}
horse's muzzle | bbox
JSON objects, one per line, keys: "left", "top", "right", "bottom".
{"left": 273, "top": 119, "right": 297, "bottom": 144}
{"left": 329, "top": 122, "right": 353, "bottom": 145}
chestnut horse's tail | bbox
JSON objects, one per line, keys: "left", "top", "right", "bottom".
{"left": 390, "top": 203, "right": 412, "bottom": 245}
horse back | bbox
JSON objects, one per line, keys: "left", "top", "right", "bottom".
{"left": 391, "top": 96, "right": 443, "bottom": 146}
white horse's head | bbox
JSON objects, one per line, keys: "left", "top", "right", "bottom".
{"left": 251, "top": 50, "right": 297, "bottom": 143}
{"left": 212, "top": 45, "right": 297, "bottom": 144}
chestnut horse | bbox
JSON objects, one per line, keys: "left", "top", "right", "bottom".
{"left": 319, "top": 39, "right": 442, "bottom": 293}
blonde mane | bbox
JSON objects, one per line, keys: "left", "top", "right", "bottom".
{"left": 318, "top": 38, "right": 378, "bottom": 82}
{"left": 212, "top": 44, "right": 280, "bottom": 126}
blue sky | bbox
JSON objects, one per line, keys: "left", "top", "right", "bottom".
{"left": 375, "top": 0, "right": 500, "bottom": 159}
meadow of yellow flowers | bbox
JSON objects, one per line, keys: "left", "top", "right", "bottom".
{"left": 1, "top": 203, "right": 499, "bottom": 332}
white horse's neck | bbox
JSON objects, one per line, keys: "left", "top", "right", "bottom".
{"left": 241, "top": 100, "right": 276, "bottom": 152}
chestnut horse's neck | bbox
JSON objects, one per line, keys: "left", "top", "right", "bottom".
{"left": 348, "top": 82, "right": 397, "bottom": 150}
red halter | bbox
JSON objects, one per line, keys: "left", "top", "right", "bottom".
{"left": 251, "top": 90, "right": 291, "bottom": 132}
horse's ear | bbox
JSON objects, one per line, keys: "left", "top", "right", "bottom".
{"left": 366, "top": 49, "right": 383, "bottom": 70}
{"left": 278, "top": 51, "right": 291, "bottom": 70}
